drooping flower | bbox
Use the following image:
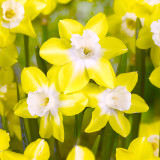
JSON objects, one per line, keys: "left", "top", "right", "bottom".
{"left": 0, "top": 0, "right": 46, "bottom": 47}
{"left": 139, "top": 121, "right": 160, "bottom": 157}
{"left": 66, "top": 145, "right": 95, "bottom": 160}
{"left": 40, "top": 12, "right": 128, "bottom": 93}
{"left": 14, "top": 66, "right": 88, "bottom": 142}
{"left": 85, "top": 72, "right": 149, "bottom": 137}
{"left": 116, "top": 137, "right": 160, "bottom": 160}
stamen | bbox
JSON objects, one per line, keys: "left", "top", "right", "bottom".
{"left": 5, "top": 9, "right": 15, "bottom": 18}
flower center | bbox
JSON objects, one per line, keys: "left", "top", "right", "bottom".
{"left": 5, "top": 9, "right": 15, "bottom": 18}
{"left": 70, "top": 30, "right": 102, "bottom": 61}
{"left": 121, "top": 12, "right": 137, "bottom": 37}
{"left": 145, "top": 0, "right": 160, "bottom": 6}
{"left": 27, "top": 87, "right": 60, "bottom": 117}
{"left": 104, "top": 86, "right": 131, "bottom": 111}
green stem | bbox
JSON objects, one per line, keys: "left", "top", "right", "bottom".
{"left": 74, "top": 110, "right": 85, "bottom": 145}
{"left": 24, "top": 35, "right": 29, "bottom": 67}
{"left": 92, "top": 135, "right": 101, "bottom": 157}
{"left": 1, "top": 116, "right": 9, "bottom": 132}
{"left": 101, "top": 123, "right": 117, "bottom": 160}
{"left": 41, "top": 15, "right": 48, "bottom": 43}
{"left": 117, "top": 53, "right": 127, "bottom": 75}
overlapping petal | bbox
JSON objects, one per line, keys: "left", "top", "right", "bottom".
{"left": 59, "top": 61, "right": 89, "bottom": 93}
{"left": 116, "top": 148, "right": 135, "bottom": 160}
{"left": 100, "top": 37, "right": 128, "bottom": 60}
{"left": 85, "top": 107, "right": 109, "bottom": 133}
{"left": 86, "top": 59, "right": 115, "bottom": 89}
{"left": 116, "top": 72, "right": 138, "bottom": 92}
{"left": 58, "top": 19, "right": 84, "bottom": 40}
{"left": 125, "top": 94, "right": 149, "bottom": 114}
{"left": 150, "top": 45, "right": 160, "bottom": 68}
{"left": 0, "top": 129, "right": 10, "bottom": 151}
{"left": 59, "top": 93, "right": 88, "bottom": 116}
{"left": 84, "top": 12, "right": 108, "bottom": 38}
{"left": 21, "top": 67, "right": 48, "bottom": 94}
{"left": 40, "top": 38, "right": 72, "bottom": 65}
{"left": 109, "top": 111, "right": 130, "bottom": 137}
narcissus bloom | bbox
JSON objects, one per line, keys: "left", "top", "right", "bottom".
{"left": 0, "top": 136, "right": 50, "bottom": 160}
{"left": 85, "top": 72, "right": 149, "bottom": 137}
{"left": 14, "top": 66, "right": 88, "bottom": 142}
{"left": 0, "top": 0, "right": 46, "bottom": 47}
{"left": 40, "top": 0, "right": 72, "bottom": 15}
{"left": 116, "top": 137, "right": 160, "bottom": 160}
{"left": 0, "top": 44, "right": 18, "bottom": 67}
{"left": 40, "top": 12, "right": 128, "bottom": 93}
{"left": 66, "top": 145, "right": 95, "bottom": 160}
{"left": 139, "top": 121, "right": 160, "bottom": 157}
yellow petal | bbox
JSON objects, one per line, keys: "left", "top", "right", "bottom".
{"left": 84, "top": 12, "right": 108, "bottom": 38}
{"left": 0, "top": 68, "right": 14, "bottom": 85}
{"left": 41, "top": 0, "right": 57, "bottom": 15}
{"left": 10, "top": 16, "right": 36, "bottom": 38}
{"left": 150, "top": 45, "right": 160, "bottom": 68}
{"left": 149, "top": 66, "right": 160, "bottom": 88}
{"left": 39, "top": 115, "right": 53, "bottom": 139}
{"left": 82, "top": 83, "right": 103, "bottom": 108}
{"left": 109, "top": 111, "right": 130, "bottom": 137}
{"left": 116, "top": 148, "right": 135, "bottom": 160}
{"left": 66, "top": 145, "right": 95, "bottom": 160}
{"left": 57, "top": 0, "right": 72, "bottom": 4}
{"left": 0, "top": 151, "right": 28, "bottom": 160}
{"left": 128, "top": 137, "right": 154, "bottom": 160}
{"left": 0, "top": 44, "right": 18, "bottom": 67}
{"left": 14, "top": 99, "right": 38, "bottom": 118}
{"left": 116, "top": 72, "right": 138, "bottom": 92}
{"left": 0, "top": 24, "right": 16, "bottom": 48}
{"left": 86, "top": 58, "right": 115, "bottom": 89}
{"left": 0, "top": 129, "right": 10, "bottom": 151}
{"left": 100, "top": 37, "right": 128, "bottom": 60}
{"left": 40, "top": 38, "right": 72, "bottom": 65}
{"left": 24, "top": 0, "right": 46, "bottom": 20}
{"left": 125, "top": 94, "right": 149, "bottom": 114}
{"left": 59, "top": 61, "right": 89, "bottom": 93}
{"left": 85, "top": 107, "right": 109, "bottom": 133}
{"left": 50, "top": 113, "right": 64, "bottom": 142}
{"left": 21, "top": 67, "right": 48, "bottom": 94}
{"left": 136, "top": 27, "right": 154, "bottom": 49}
{"left": 47, "top": 65, "right": 61, "bottom": 92}
{"left": 59, "top": 92, "right": 88, "bottom": 116}
{"left": 24, "top": 139, "right": 50, "bottom": 160}
{"left": 58, "top": 19, "right": 84, "bottom": 40}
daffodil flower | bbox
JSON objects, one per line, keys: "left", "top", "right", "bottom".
{"left": 40, "top": 12, "right": 128, "bottom": 93}
{"left": 0, "top": 0, "right": 46, "bottom": 47}
{"left": 139, "top": 121, "right": 160, "bottom": 157}
{"left": 0, "top": 131, "right": 50, "bottom": 160}
{"left": 0, "top": 44, "right": 18, "bottom": 67}
{"left": 85, "top": 72, "right": 149, "bottom": 137}
{"left": 40, "top": 0, "right": 72, "bottom": 15}
{"left": 66, "top": 145, "right": 95, "bottom": 160}
{"left": 116, "top": 137, "right": 160, "bottom": 160}
{"left": 14, "top": 66, "right": 88, "bottom": 142}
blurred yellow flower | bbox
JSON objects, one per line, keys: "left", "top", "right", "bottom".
{"left": 40, "top": 13, "right": 128, "bottom": 93}
{"left": 0, "top": 0, "right": 46, "bottom": 47}
{"left": 40, "top": 0, "right": 72, "bottom": 15}
{"left": 14, "top": 66, "right": 88, "bottom": 142}
{"left": 139, "top": 121, "right": 160, "bottom": 157}
{"left": 66, "top": 145, "right": 95, "bottom": 160}
{"left": 85, "top": 72, "right": 149, "bottom": 137}
{"left": 116, "top": 137, "right": 160, "bottom": 160}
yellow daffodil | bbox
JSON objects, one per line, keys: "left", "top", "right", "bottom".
{"left": 66, "top": 145, "right": 95, "bottom": 160}
{"left": 40, "top": 13, "right": 128, "bottom": 93}
{"left": 85, "top": 72, "right": 149, "bottom": 137}
{"left": 0, "top": 0, "right": 46, "bottom": 47}
{"left": 0, "top": 133, "right": 50, "bottom": 160}
{"left": 14, "top": 66, "right": 88, "bottom": 142}
{"left": 40, "top": 0, "right": 72, "bottom": 15}
{"left": 0, "top": 44, "right": 18, "bottom": 67}
{"left": 116, "top": 137, "right": 160, "bottom": 160}
{"left": 139, "top": 121, "right": 160, "bottom": 157}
